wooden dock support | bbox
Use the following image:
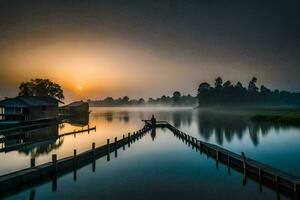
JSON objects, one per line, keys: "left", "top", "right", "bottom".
{"left": 73, "top": 149, "right": 77, "bottom": 167}
{"left": 241, "top": 152, "right": 246, "bottom": 178}
{"left": 128, "top": 133, "right": 131, "bottom": 147}
{"left": 52, "top": 154, "right": 57, "bottom": 173}
{"left": 200, "top": 141, "right": 203, "bottom": 154}
{"left": 107, "top": 139, "right": 110, "bottom": 161}
{"left": 115, "top": 137, "right": 118, "bottom": 158}
{"left": 92, "top": 159, "right": 96, "bottom": 172}
{"left": 258, "top": 168, "right": 262, "bottom": 191}
{"left": 30, "top": 157, "right": 35, "bottom": 168}
{"left": 92, "top": 142, "right": 96, "bottom": 158}
{"left": 123, "top": 134, "right": 125, "bottom": 150}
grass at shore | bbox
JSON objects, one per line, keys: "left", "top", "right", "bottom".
{"left": 244, "top": 108, "right": 300, "bottom": 125}
{"left": 197, "top": 106, "right": 300, "bottom": 125}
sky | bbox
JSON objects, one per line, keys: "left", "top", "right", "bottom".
{"left": 0, "top": 0, "right": 299, "bottom": 101}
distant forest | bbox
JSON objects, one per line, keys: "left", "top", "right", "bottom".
{"left": 88, "top": 91, "right": 197, "bottom": 107}
{"left": 88, "top": 77, "right": 300, "bottom": 107}
{"left": 197, "top": 77, "right": 300, "bottom": 107}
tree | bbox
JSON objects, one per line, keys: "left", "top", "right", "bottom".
{"left": 235, "top": 81, "right": 243, "bottom": 89}
{"left": 122, "top": 96, "right": 129, "bottom": 104}
{"left": 197, "top": 82, "right": 211, "bottom": 105}
{"left": 223, "top": 80, "right": 233, "bottom": 88}
{"left": 260, "top": 85, "right": 271, "bottom": 94}
{"left": 19, "top": 79, "right": 64, "bottom": 100}
{"left": 248, "top": 77, "right": 258, "bottom": 93}
{"left": 173, "top": 91, "right": 181, "bottom": 98}
{"left": 172, "top": 91, "right": 181, "bottom": 104}
{"left": 215, "top": 77, "right": 223, "bottom": 90}
{"left": 138, "top": 98, "right": 145, "bottom": 104}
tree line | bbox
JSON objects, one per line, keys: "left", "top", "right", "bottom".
{"left": 197, "top": 77, "right": 300, "bottom": 106}
{"left": 16, "top": 78, "right": 300, "bottom": 107}
{"left": 87, "top": 91, "right": 197, "bottom": 107}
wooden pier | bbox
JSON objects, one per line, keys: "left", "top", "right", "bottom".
{"left": 163, "top": 122, "right": 300, "bottom": 199}
{"left": 0, "top": 124, "right": 152, "bottom": 197}
{"left": 0, "top": 119, "right": 300, "bottom": 199}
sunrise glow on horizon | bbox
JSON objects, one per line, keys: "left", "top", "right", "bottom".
{"left": 0, "top": 0, "right": 299, "bottom": 102}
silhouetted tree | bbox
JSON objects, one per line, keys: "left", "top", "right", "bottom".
{"left": 122, "top": 96, "right": 129, "bottom": 103}
{"left": 196, "top": 76, "right": 300, "bottom": 107}
{"left": 173, "top": 91, "right": 181, "bottom": 104}
{"left": 138, "top": 98, "right": 145, "bottom": 104}
{"left": 19, "top": 79, "right": 64, "bottom": 100}
{"left": 248, "top": 77, "right": 258, "bottom": 93}
{"left": 215, "top": 77, "right": 223, "bottom": 90}
{"left": 197, "top": 82, "right": 211, "bottom": 105}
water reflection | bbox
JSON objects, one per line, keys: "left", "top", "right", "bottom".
{"left": 150, "top": 128, "right": 156, "bottom": 141}
{"left": 90, "top": 108, "right": 299, "bottom": 147}
{"left": 0, "top": 114, "right": 90, "bottom": 157}
{"left": 17, "top": 127, "right": 292, "bottom": 200}
{"left": 196, "top": 111, "right": 295, "bottom": 146}
{"left": 91, "top": 110, "right": 130, "bottom": 123}
{"left": 64, "top": 114, "right": 89, "bottom": 127}
{"left": 1, "top": 107, "right": 300, "bottom": 178}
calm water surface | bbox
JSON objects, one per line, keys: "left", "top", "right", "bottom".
{"left": 2, "top": 107, "right": 300, "bottom": 199}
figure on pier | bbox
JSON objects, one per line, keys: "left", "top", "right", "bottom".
{"left": 151, "top": 115, "right": 156, "bottom": 127}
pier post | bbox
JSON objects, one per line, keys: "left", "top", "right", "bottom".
{"left": 92, "top": 142, "right": 96, "bottom": 158}
{"left": 92, "top": 158, "right": 96, "bottom": 172}
{"left": 241, "top": 152, "right": 247, "bottom": 180}
{"left": 107, "top": 139, "right": 110, "bottom": 161}
{"left": 115, "top": 137, "right": 118, "bottom": 158}
{"left": 200, "top": 141, "right": 203, "bottom": 154}
{"left": 123, "top": 134, "right": 125, "bottom": 150}
{"left": 107, "top": 139, "right": 110, "bottom": 152}
{"left": 30, "top": 157, "right": 35, "bottom": 168}
{"left": 258, "top": 168, "right": 263, "bottom": 192}
{"left": 73, "top": 149, "right": 77, "bottom": 167}
{"left": 128, "top": 133, "right": 131, "bottom": 147}
{"left": 52, "top": 154, "right": 57, "bottom": 173}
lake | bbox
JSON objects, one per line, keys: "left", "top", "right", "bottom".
{"left": 1, "top": 107, "right": 300, "bottom": 199}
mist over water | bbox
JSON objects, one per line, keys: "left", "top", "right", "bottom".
{"left": 2, "top": 107, "right": 298, "bottom": 199}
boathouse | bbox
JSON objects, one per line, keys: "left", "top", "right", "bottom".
{"left": 59, "top": 100, "right": 89, "bottom": 116}
{"left": 0, "top": 96, "right": 63, "bottom": 122}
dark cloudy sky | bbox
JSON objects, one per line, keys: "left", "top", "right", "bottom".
{"left": 0, "top": 0, "right": 299, "bottom": 101}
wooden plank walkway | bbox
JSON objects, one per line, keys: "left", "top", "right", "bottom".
{"left": 164, "top": 122, "right": 300, "bottom": 199}
{"left": 0, "top": 124, "right": 152, "bottom": 197}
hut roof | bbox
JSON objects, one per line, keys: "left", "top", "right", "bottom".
{"left": 64, "top": 101, "right": 87, "bottom": 107}
{"left": 0, "top": 96, "right": 64, "bottom": 108}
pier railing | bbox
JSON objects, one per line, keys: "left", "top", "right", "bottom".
{"left": 0, "top": 124, "right": 153, "bottom": 197}
{"left": 163, "top": 122, "right": 300, "bottom": 200}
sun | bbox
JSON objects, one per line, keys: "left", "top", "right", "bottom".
{"left": 78, "top": 85, "right": 83, "bottom": 91}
